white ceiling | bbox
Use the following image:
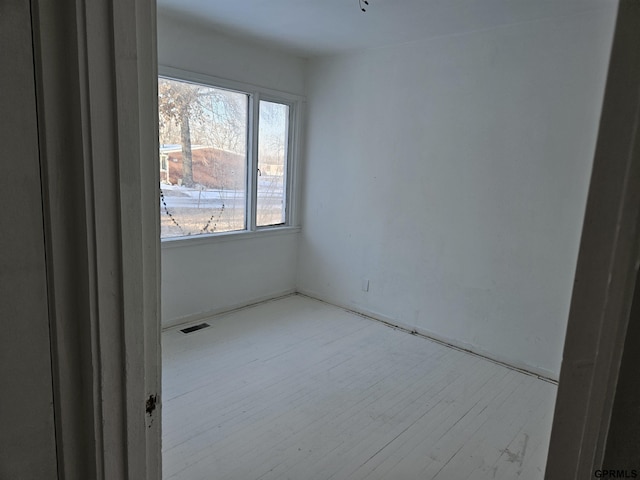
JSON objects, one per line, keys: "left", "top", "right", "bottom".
{"left": 157, "top": 0, "right": 611, "bottom": 57}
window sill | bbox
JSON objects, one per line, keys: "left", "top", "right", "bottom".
{"left": 160, "top": 225, "right": 301, "bottom": 250}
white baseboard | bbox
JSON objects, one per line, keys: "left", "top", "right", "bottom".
{"left": 296, "top": 289, "right": 558, "bottom": 383}
{"left": 161, "top": 287, "right": 558, "bottom": 382}
{"left": 161, "top": 289, "right": 297, "bottom": 331}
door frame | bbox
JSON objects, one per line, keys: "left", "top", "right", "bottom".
{"left": 545, "top": 1, "right": 640, "bottom": 477}
{"left": 32, "top": 0, "right": 161, "bottom": 478}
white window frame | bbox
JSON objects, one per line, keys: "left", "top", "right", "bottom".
{"left": 158, "top": 66, "right": 303, "bottom": 246}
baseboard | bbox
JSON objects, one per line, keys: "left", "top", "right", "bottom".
{"left": 296, "top": 290, "right": 558, "bottom": 383}
{"left": 161, "top": 287, "right": 559, "bottom": 382}
{"left": 161, "top": 289, "right": 297, "bottom": 331}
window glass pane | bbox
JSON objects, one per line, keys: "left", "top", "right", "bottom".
{"left": 158, "top": 77, "right": 247, "bottom": 238}
{"left": 257, "top": 101, "right": 289, "bottom": 227}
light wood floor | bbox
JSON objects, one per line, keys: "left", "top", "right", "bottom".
{"left": 162, "top": 295, "right": 556, "bottom": 480}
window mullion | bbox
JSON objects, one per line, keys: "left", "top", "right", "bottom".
{"left": 248, "top": 92, "right": 260, "bottom": 231}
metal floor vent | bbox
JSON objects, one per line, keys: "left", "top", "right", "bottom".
{"left": 180, "top": 323, "right": 210, "bottom": 334}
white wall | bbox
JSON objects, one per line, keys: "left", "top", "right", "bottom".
{"left": 158, "top": 11, "right": 306, "bottom": 326}
{"left": 157, "top": 11, "right": 306, "bottom": 95}
{"left": 161, "top": 231, "right": 299, "bottom": 327}
{"left": 298, "top": 7, "right": 617, "bottom": 379}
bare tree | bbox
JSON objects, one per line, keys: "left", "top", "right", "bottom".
{"left": 193, "top": 89, "right": 246, "bottom": 154}
{"left": 258, "top": 101, "right": 287, "bottom": 164}
{"left": 159, "top": 78, "right": 250, "bottom": 236}
{"left": 159, "top": 79, "right": 248, "bottom": 184}
{"left": 158, "top": 78, "right": 204, "bottom": 186}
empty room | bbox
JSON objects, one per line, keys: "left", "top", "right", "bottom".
{"left": 156, "top": 1, "right": 618, "bottom": 479}
{"left": 7, "top": 0, "right": 640, "bottom": 479}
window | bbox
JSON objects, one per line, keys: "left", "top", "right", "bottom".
{"left": 257, "top": 101, "right": 289, "bottom": 227}
{"left": 158, "top": 73, "right": 298, "bottom": 239}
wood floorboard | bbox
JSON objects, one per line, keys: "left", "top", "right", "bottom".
{"left": 425, "top": 376, "right": 545, "bottom": 480}
{"left": 279, "top": 351, "right": 477, "bottom": 480}
{"left": 350, "top": 369, "right": 521, "bottom": 480}
{"left": 230, "top": 342, "right": 460, "bottom": 480}
{"left": 177, "top": 332, "right": 427, "bottom": 478}
{"left": 164, "top": 327, "right": 420, "bottom": 473}
{"left": 163, "top": 295, "right": 557, "bottom": 480}
{"left": 330, "top": 360, "right": 507, "bottom": 480}
{"left": 164, "top": 331, "right": 372, "bottom": 450}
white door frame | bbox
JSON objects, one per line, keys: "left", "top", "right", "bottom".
{"left": 545, "top": 0, "right": 640, "bottom": 477}
{"left": 32, "top": 0, "right": 161, "bottom": 478}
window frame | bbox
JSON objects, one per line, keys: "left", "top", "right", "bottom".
{"left": 158, "top": 66, "right": 303, "bottom": 245}
{"left": 255, "top": 97, "right": 293, "bottom": 229}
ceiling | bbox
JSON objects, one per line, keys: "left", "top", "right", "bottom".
{"left": 157, "top": 0, "right": 611, "bottom": 57}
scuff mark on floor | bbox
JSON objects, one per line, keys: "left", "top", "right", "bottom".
{"left": 500, "top": 433, "right": 529, "bottom": 474}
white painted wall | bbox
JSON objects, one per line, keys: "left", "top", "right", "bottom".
{"left": 158, "top": 11, "right": 306, "bottom": 326}
{"left": 298, "top": 7, "right": 618, "bottom": 379}
{"left": 157, "top": 11, "right": 306, "bottom": 95}
{"left": 162, "top": 231, "right": 299, "bottom": 327}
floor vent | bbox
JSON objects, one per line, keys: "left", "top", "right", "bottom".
{"left": 180, "top": 323, "right": 210, "bottom": 334}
